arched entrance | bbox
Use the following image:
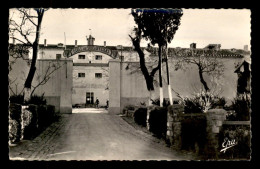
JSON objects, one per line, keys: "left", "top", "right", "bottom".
{"left": 64, "top": 45, "right": 119, "bottom": 109}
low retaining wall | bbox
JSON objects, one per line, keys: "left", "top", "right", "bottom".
{"left": 166, "top": 105, "right": 227, "bottom": 156}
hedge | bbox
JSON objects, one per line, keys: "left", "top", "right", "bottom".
{"left": 9, "top": 103, "right": 56, "bottom": 143}
{"left": 148, "top": 106, "right": 167, "bottom": 138}
{"left": 22, "top": 104, "right": 38, "bottom": 139}
{"left": 218, "top": 125, "right": 251, "bottom": 159}
{"left": 9, "top": 103, "right": 22, "bottom": 143}
{"left": 133, "top": 107, "right": 147, "bottom": 127}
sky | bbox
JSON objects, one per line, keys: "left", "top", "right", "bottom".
{"left": 10, "top": 8, "right": 251, "bottom": 50}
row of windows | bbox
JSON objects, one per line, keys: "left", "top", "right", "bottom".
{"left": 78, "top": 55, "right": 103, "bottom": 60}
{"left": 78, "top": 73, "right": 102, "bottom": 78}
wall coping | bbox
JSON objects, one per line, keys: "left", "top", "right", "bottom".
{"left": 223, "top": 121, "right": 250, "bottom": 125}
{"left": 109, "top": 59, "right": 121, "bottom": 63}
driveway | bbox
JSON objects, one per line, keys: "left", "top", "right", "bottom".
{"left": 9, "top": 108, "right": 195, "bottom": 160}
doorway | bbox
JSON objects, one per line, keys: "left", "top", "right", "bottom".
{"left": 86, "top": 92, "right": 94, "bottom": 105}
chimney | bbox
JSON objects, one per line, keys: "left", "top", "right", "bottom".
{"left": 190, "top": 43, "right": 196, "bottom": 49}
{"left": 44, "top": 39, "right": 47, "bottom": 47}
{"left": 104, "top": 41, "right": 106, "bottom": 47}
{"left": 87, "top": 35, "right": 95, "bottom": 46}
{"left": 244, "top": 45, "right": 248, "bottom": 51}
{"left": 75, "top": 40, "right": 78, "bottom": 47}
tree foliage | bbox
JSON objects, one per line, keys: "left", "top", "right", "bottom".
{"left": 129, "top": 8, "right": 183, "bottom": 92}
{"left": 131, "top": 8, "right": 183, "bottom": 46}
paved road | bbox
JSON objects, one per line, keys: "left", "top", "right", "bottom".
{"left": 9, "top": 108, "right": 195, "bottom": 161}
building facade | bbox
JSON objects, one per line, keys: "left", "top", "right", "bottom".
{"left": 36, "top": 36, "right": 250, "bottom": 110}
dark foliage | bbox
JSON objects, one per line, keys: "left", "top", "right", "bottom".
{"left": 148, "top": 107, "right": 167, "bottom": 138}
{"left": 211, "top": 97, "right": 226, "bottom": 109}
{"left": 9, "top": 103, "right": 22, "bottom": 143}
{"left": 9, "top": 94, "right": 24, "bottom": 105}
{"left": 151, "top": 98, "right": 170, "bottom": 107}
{"left": 183, "top": 99, "right": 203, "bottom": 114}
{"left": 134, "top": 108, "right": 147, "bottom": 127}
{"left": 23, "top": 104, "right": 38, "bottom": 139}
{"left": 27, "top": 94, "right": 47, "bottom": 105}
{"left": 10, "top": 93, "right": 47, "bottom": 105}
{"left": 218, "top": 125, "right": 251, "bottom": 159}
{"left": 231, "top": 95, "right": 250, "bottom": 121}
{"left": 181, "top": 116, "right": 207, "bottom": 154}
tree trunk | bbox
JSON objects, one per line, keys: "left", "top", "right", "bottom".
{"left": 23, "top": 10, "right": 44, "bottom": 101}
{"left": 158, "top": 45, "right": 163, "bottom": 107}
{"left": 199, "top": 68, "right": 210, "bottom": 92}
{"left": 165, "top": 44, "right": 173, "bottom": 105}
{"left": 149, "top": 90, "right": 156, "bottom": 106}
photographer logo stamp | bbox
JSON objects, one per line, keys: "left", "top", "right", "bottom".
{"left": 220, "top": 137, "right": 237, "bottom": 153}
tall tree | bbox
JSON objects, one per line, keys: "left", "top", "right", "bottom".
{"left": 129, "top": 29, "right": 160, "bottom": 105}
{"left": 130, "top": 8, "right": 183, "bottom": 106}
{"left": 9, "top": 8, "right": 46, "bottom": 101}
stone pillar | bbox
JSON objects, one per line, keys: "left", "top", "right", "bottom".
{"left": 205, "top": 109, "right": 227, "bottom": 158}
{"left": 108, "top": 59, "right": 121, "bottom": 114}
{"left": 167, "top": 104, "right": 184, "bottom": 149}
{"left": 60, "top": 59, "right": 73, "bottom": 113}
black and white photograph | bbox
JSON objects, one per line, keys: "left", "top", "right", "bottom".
{"left": 8, "top": 8, "right": 252, "bottom": 161}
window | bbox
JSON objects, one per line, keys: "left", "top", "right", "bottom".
{"left": 95, "top": 73, "right": 102, "bottom": 78}
{"left": 56, "top": 54, "right": 61, "bottom": 59}
{"left": 78, "top": 55, "right": 85, "bottom": 59}
{"left": 78, "top": 73, "right": 85, "bottom": 77}
{"left": 95, "top": 55, "right": 102, "bottom": 60}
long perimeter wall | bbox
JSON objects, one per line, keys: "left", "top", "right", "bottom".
{"left": 109, "top": 58, "right": 243, "bottom": 114}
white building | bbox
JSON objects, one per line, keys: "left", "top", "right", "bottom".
{"left": 38, "top": 35, "right": 150, "bottom": 107}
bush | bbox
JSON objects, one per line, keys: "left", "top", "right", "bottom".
{"left": 211, "top": 97, "right": 226, "bottom": 109}
{"left": 134, "top": 108, "right": 147, "bottom": 126}
{"left": 151, "top": 98, "right": 170, "bottom": 107}
{"left": 22, "top": 105, "right": 38, "bottom": 139}
{"left": 9, "top": 94, "right": 24, "bottom": 104}
{"left": 27, "top": 94, "right": 47, "bottom": 105}
{"left": 9, "top": 94, "right": 47, "bottom": 105}
{"left": 218, "top": 125, "right": 251, "bottom": 159}
{"left": 148, "top": 107, "right": 167, "bottom": 138}
{"left": 9, "top": 103, "right": 22, "bottom": 143}
{"left": 179, "top": 91, "right": 227, "bottom": 113}
{"left": 183, "top": 98, "right": 203, "bottom": 114}
{"left": 231, "top": 94, "right": 250, "bottom": 121}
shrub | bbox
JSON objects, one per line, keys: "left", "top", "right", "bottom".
{"left": 151, "top": 98, "right": 170, "bottom": 107}
{"left": 9, "top": 103, "right": 22, "bottom": 143}
{"left": 9, "top": 94, "right": 24, "bottom": 104}
{"left": 178, "top": 91, "right": 227, "bottom": 113}
{"left": 231, "top": 94, "right": 250, "bottom": 121}
{"left": 211, "top": 97, "right": 226, "bottom": 109}
{"left": 23, "top": 104, "right": 38, "bottom": 139}
{"left": 182, "top": 98, "right": 203, "bottom": 114}
{"left": 148, "top": 107, "right": 167, "bottom": 138}
{"left": 27, "top": 94, "right": 47, "bottom": 105}
{"left": 134, "top": 108, "right": 147, "bottom": 127}
{"left": 218, "top": 125, "right": 251, "bottom": 159}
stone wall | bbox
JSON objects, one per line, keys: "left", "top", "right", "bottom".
{"left": 166, "top": 105, "right": 227, "bottom": 158}
{"left": 9, "top": 57, "right": 73, "bottom": 114}
{"left": 108, "top": 58, "right": 241, "bottom": 114}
